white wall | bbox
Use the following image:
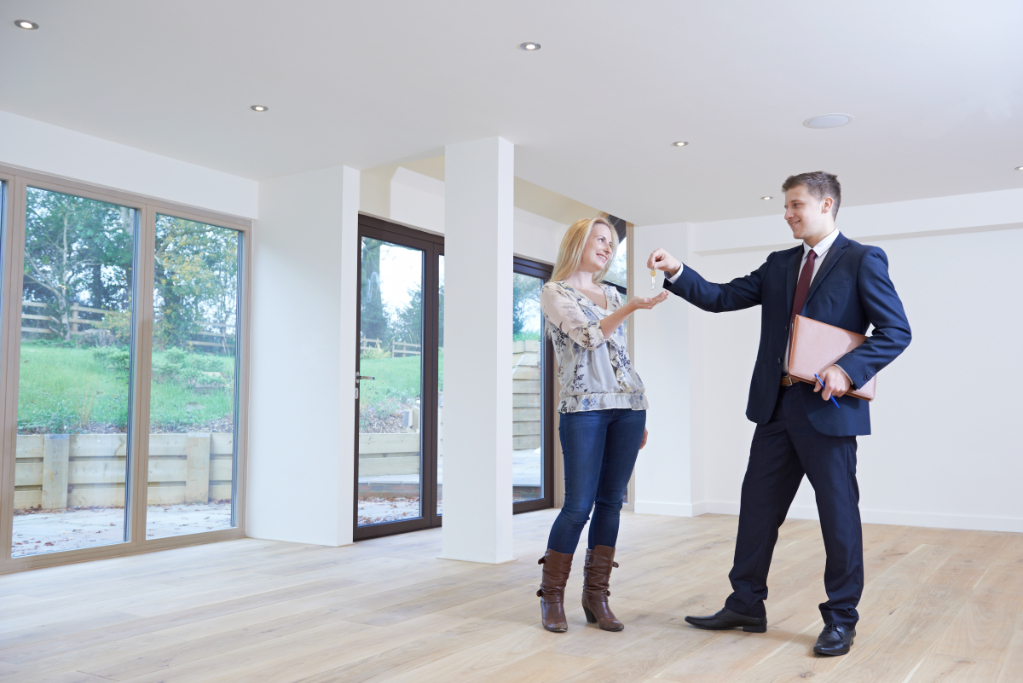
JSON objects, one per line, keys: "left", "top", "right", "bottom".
{"left": 360, "top": 164, "right": 565, "bottom": 264}
{"left": 0, "top": 110, "right": 258, "bottom": 218}
{"left": 635, "top": 188, "right": 1023, "bottom": 533}
{"left": 631, "top": 223, "right": 695, "bottom": 516}
{"left": 247, "top": 165, "right": 359, "bottom": 546}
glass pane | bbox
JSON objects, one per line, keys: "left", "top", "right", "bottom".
{"left": 605, "top": 234, "right": 628, "bottom": 289}
{"left": 605, "top": 237, "right": 629, "bottom": 338}
{"left": 13, "top": 187, "right": 136, "bottom": 557}
{"left": 513, "top": 272, "right": 544, "bottom": 502}
{"left": 436, "top": 254, "right": 444, "bottom": 517}
{"left": 145, "top": 215, "right": 240, "bottom": 540}
{"left": 358, "top": 238, "right": 424, "bottom": 526}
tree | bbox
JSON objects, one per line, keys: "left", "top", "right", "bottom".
{"left": 360, "top": 239, "right": 389, "bottom": 347}
{"left": 23, "top": 188, "right": 134, "bottom": 341}
{"left": 391, "top": 284, "right": 422, "bottom": 345}
{"left": 151, "top": 215, "right": 239, "bottom": 351}
{"left": 512, "top": 274, "right": 542, "bottom": 336}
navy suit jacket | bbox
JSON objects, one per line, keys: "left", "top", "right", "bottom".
{"left": 665, "top": 233, "right": 911, "bottom": 437}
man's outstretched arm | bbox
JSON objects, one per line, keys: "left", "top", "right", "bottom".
{"left": 648, "top": 248, "right": 766, "bottom": 313}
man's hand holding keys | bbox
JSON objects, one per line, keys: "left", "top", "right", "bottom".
{"left": 647, "top": 248, "right": 682, "bottom": 277}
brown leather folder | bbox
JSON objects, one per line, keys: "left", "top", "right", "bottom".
{"left": 789, "top": 315, "right": 876, "bottom": 401}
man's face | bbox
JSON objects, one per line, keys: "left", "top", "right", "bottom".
{"left": 784, "top": 185, "right": 832, "bottom": 242}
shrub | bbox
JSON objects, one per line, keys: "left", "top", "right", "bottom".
{"left": 93, "top": 347, "right": 131, "bottom": 375}
{"left": 92, "top": 310, "right": 133, "bottom": 346}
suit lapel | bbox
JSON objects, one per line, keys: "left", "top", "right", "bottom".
{"left": 805, "top": 232, "right": 848, "bottom": 304}
{"left": 784, "top": 246, "right": 801, "bottom": 319}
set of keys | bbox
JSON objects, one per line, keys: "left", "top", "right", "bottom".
{"left": 650, "top": 269, "right": 657, "bottom": 290}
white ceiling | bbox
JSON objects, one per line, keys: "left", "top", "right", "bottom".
{"left": 1, "top": 0, "right": 1020, "bottom": 225}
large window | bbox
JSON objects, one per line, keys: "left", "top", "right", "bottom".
{"left": 0, "top": 169, "right": 249, "bottom": 573}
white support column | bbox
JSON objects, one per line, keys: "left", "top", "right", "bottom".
{"left": 441, "top": 137, "right": 515, "bottom": 564}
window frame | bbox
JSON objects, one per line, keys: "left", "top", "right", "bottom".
{"left": 353, "top": 215, "right": 443, "bottom": 541}
{"left": 511, "top": 256, "right": 555, "bottom": 515}
{"left": 0, "top": 164, "right": 252, "bottom": 574}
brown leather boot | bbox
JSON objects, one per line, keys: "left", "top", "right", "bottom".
{"left": 537, "top": 549, "right": 573, "bottom": 632}
{"left": 581, "top": 545, "right": 624, "bottom": 631}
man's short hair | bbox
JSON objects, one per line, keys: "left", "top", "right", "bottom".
{"left": 782, "top": 171, "right": 841, "bottom": 219}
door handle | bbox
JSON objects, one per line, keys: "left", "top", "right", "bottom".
{"left": 356, "top": 375, "right": 375, "bottom": 381}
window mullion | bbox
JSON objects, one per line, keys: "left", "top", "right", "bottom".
{"left": 127, "top": 206, "right": 157, "bottom": 547}
{"left": 0, "top": 175, "right": 25, "bottom": 570}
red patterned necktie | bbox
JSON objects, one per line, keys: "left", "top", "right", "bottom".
{"left": 791, "top": 249, "right": 817, "bottom": 320}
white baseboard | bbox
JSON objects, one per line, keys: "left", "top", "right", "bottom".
{"left": 634, "top": 500, "right": 696, "bottom": 517}
{"left": 693, "top": 501, "right": 1023, "bottom": 534}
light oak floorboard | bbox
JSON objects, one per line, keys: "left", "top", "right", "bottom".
{"left": 0, "top": 509, "right": 1020, "bottom": 682}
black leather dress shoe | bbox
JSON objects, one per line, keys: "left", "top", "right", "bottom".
{"left": 814, "top": 624, "right": 855, "bottom": 655}
{"left": 684, "top": 608, "right": 767, "bottom": 633}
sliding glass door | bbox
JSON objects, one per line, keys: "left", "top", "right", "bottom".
{"left": 355, "top": 218, "right": 441, "bottom": 539}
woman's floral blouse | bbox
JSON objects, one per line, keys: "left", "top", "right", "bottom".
{"left": 540, "top": 281, "right": 649, "bottom": 414}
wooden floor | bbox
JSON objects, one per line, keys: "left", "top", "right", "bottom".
{"left": 0, "top": 510, "right": 1021, "bottom": 683}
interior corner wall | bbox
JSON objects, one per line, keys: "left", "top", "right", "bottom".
{"left": 0, "top": 110, "right": 258, "bottom": 218}
{"left": 359, "top": 165, "right": 564, "bottom": 264}
{"left": 686, "top": 188, "right": 1023, "bottom": 533}
{"left": 631, "top": 221, "right": 695, "bottom": 516}
{"left": 248, "top": 165, "right": 356, "bottom": 546}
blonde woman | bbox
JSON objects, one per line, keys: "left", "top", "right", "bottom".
{"left": 536, "top": 217, "right": 668, "bottom": 633}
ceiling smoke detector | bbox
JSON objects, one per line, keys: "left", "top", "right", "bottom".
{"left": 803, "top": 114, "right": 853, "bottom": 129}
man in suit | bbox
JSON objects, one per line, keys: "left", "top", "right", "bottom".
{"left": 647, "top": 172, "right": 910, "bottom": 656}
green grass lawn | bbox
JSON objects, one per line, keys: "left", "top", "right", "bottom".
{"left": 17, "top": 343, "right": 235, "bottom": 434}
{"left": 358, "top": 349, "right": 443, "bottom": 417}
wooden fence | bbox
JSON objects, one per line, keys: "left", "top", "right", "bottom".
{"left": 359, "top": 337, "right": 422, "bottom": 358}
{"left": 21, "top": 300, "right": 234, "bottom": 351}
{"left": 391, "top": 341, "right": 421, "bottom": 357}
{"left": 21, "top": 301, "right": 107, "bottom": 335}
{"left": 14, "top": 432, "right": 234, "bottom": 511}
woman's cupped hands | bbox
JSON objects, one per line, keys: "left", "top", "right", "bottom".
{"left": 628, "top": 291, "right": 669, "bottom": 311}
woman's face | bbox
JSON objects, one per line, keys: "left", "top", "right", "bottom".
{"left": 578, "top": 223, "right": 614, "bottom": 274}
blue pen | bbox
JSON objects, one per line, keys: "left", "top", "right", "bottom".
{"left": 814, "top": 374, "right": 841, "bottom": 408}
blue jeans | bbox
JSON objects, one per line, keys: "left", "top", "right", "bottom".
{"left": 547, "top": 409, "right": 646, "bottom": 554}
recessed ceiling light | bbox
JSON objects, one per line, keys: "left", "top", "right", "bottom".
{"left": 15, "top": 20, "right": 38, "bottom": 30}
{"left": 519, "top": 42, "right": 541, "bottom": 51}
{"left": 672, "top": 141, "right": 689, "bottom": 147}
{"left": 250, "top": 105, "right": 268, "bottom": 112}
{"left": 761, "top": 196, "right": 772, "bottom": 201}
{"left": 1016, "top": 166, "right": 1023, "bottom": 171}
{"left": 803, "top": 114, "right": 853, "bottom": 129}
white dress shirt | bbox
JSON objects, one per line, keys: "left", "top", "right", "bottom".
{"left": 666, "top": 228, "right": 852, "bottom": 381}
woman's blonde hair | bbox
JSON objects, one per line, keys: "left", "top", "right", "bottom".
{"left": 550, "top": 217, "right": 619, "bottom": 283}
